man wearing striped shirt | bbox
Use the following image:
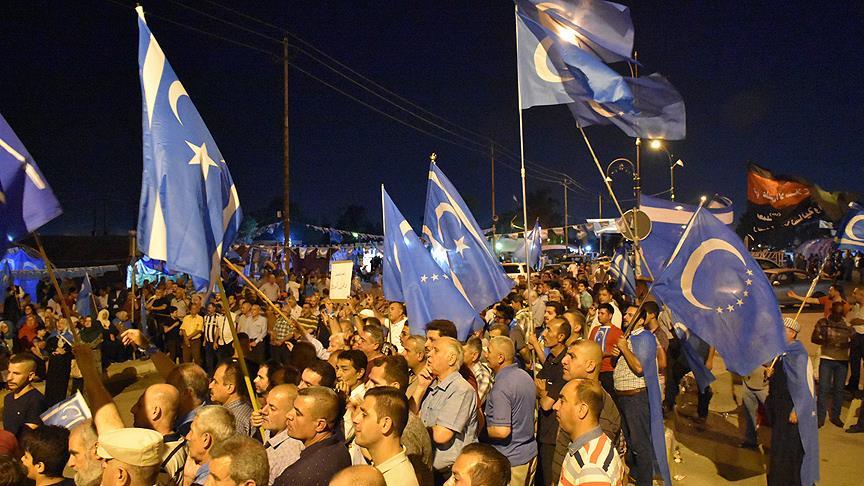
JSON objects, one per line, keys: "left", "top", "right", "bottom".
{"left": 554, "top": 378, "right": 622, "bottom": 486}
{"left": 202, "top": 303, "right": 232, "bottom": 373}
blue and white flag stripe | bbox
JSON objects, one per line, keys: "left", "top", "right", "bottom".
{"left": 838, "top": 206, "right": 864, "bottom": 251}
{"left": 40, "top": 391, "right": 92, "bottom": 429}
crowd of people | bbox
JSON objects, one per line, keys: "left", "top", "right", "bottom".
{"left": 0, "top": 253, "right": 861, "bottom": 486}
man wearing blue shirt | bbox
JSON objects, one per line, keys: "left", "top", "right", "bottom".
{"left": 483, "top": 336, "right": 538, "bottom": 486}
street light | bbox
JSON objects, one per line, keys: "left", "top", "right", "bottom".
{"left": 649, "top": 140, "right": 685, "bottom": 200}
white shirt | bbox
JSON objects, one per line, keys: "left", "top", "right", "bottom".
{"left": 286, "top": 281, "right": 301, "bottom": 301}
{"left": 384, "top": 317, "right": 407, "bottom": 353}
{"left": 343, "top": 383, "right": 367, "bottom": 441}
{"left": 850, "top": 303, "right": 864, "bottom": 334}
{"left": 260, "top": 282, "right": 280, "bottom": 302}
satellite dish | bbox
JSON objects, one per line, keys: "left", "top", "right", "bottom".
{"left": 619, "top": 209, "right": 652, "bottom": 241}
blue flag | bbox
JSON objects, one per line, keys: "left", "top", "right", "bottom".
{"left": 640, "top": 194, "right": 733, "bottom": 280}
{"left": 516, "top": 1, "right": 633, "bottom": 109}
{"left": 838, "top": 204, "right": 864, "bottom": 252}
{"left": 782, "top": 339, "right": 819, "bottom": 486}
{"left": 567, "top": 73, "right": 686, "bottom": 140}
{"left": 76, "top": 273, "right": 94, "bottom": 319}
{"left": 609, "top": 245, "right": 636, "bottom": 297}
{"left": 512, "top": 219, "right": 542, "bottom": 270}
{"left": 40, "top": 391, "right": 92, "bottom": 429}
{"left": 136, "top": 7, "right": 242, "bottom": 292}
{"left": 630, "top": 328, "right": 671, "bottom": 486}
{"left": 422, "top": 163, "right": 513, "bottom": 311}
{"left": 0, "top": 113, "right": 63, "bottom": 255}
{"left": 670, "top": 320, "right": 716, "bottom": 392}
{"left": 652, "top": 209, "right": 786, "bottom": 375}
{"left": 383, "top": 187, "right": 483, "bottom": 340}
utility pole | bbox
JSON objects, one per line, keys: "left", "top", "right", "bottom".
{"left": 598, "top": 194, "right": 603, "bottom": 255}
{"left": 562, "top": 181, "right": 568, "bottom": 247}
{"left": 282, "top": 37, "right": 291, "bottom": 272}
{"left": 490, "top": 144, "right": 497, "bottom": 255}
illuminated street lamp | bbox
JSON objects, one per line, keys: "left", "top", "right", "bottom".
{"left": 649, "top": 140, "right": 685, "bottom": 200}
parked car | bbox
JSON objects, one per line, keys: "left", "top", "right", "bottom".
{"left": 502, "top": 262, "right": 528, "bottom": 281}
{"left": 765, "top": 268, "right": 830, "bottom": 306}
{"left": 755, "top": 257, "right": 781, "bottom": 271}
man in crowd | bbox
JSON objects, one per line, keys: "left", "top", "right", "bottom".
{"left": 20, "top": 425, "right": 72, "bottom": 486}
{"left": 186, "top": 405, "right": 237, "bottom": 486}
{"left": 811, "top": 300, "right": 854, "bottom": 427}
{"left": 335, "top": 349, "right": 368, "bottom": 441}
{"left": 68, "top": 420, "right": 103, "bottom": 486}
{"left": 209, "top": 360, "right": 254, "bottom": 436}
{"left": 329, "top": 466, "right": 387, "bottom": 486}
{"left": 274, "top": 386, "right": 351, "bottom": 486}
{"left": 244, "top": 304, "right": 269, "bottom": 364}
{"left": 353, "top": 387, "right": 418, "bottom": 486}
{"left": 846, "top": 287, "right": 864, "bottom": 392}
{"left": 181, "top": 301, "right": 204, "bottom": 366}
{"left": 300, "top": 360, "right": 338, "bottom": 389}
{"left": 95, "top": 428, "right": 164, "bottom": 486}
{"left": 356, "top": 326, "right": 385, "bottom": 367}
{"left": 256, "top": 384, "right": 303, "bottom": 484}
{"left": 130, "top": 383, "right": 187, "bottom": 485}
{"left": 208, "top": 435, "right": 270, "bottom": 486}
{"left": 448, "top": 443, "right": 511, "bottom": 486}
{"left": 483, "top": 336, "right": 537, "bottom": 485}
{"left": 587, "top": 304, "right": 623, "bottom": 397}
{"left": 366, "top": 355, "right": 434, "bottom": 485}
{"left": 202, "top": 302, "right": 231, "bottom": 373}
{"left": 260, "top": 274, "right": 281, "bottom": 302}
{"left": 463, "top": 336, "right": 492, "bottom": 406}
{"left": 168, "top": 363, "right": 210, "bottom": 436}
{"left": 400, "top": 335, "right": 427, "bottom": 398}
{"left": 555, "top": 379, "right": 623, "bottom": 485}
{"left": 383, "top": 302, "right": 408, "bottom": 353}
{"left": 3, "top": 352, "right": 48, "bottom": 437}
{"left": 412, "top": 336, "right": 478, "bottom": 483}
{"left": 588, "top": 286, "right": 622, "bottom": 332}
{"left": 531, "top": 318, "right": 570, "bottom": 486}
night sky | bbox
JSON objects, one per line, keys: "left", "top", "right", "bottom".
{"left": 3, "top": 1, "right": 862, "bottom": 237}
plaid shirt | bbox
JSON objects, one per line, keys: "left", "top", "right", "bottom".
{"left": 273, "top": 316, "right": 293, "bottom": 343}
{"left": 471, "top": 361, "right": 494, "bottom": 405}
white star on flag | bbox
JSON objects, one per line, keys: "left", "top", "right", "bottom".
{"left": 431, "top": 274, "right": 439, "bottom": 281}
{"left": 186, "top": 141, "right": 219, "bottom": 180}
{"left": 453, "top": 236, "right": 470, "bottom": 256}
{"left": 420, "top": 275, "right": 428, "bottom": 283}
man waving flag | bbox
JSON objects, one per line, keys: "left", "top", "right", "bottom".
{"left": 136, "top": 7, "right": 241, "bottom": 291}
{"left": 0, "top": 113, "right": 63, "bottom": 255}
{"left": 384, "top": 187, "right": 483, "bottom": 340}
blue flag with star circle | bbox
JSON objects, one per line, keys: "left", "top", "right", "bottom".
{"left": 422, "top": 162, "right": 513, "bottom": 312}
{"left": 384, "top": 187, "right": 483, "bottom": 340}
{"left": 651, "top": 209, "right": 786, "bottom": 375}
{"left": 136, "top": 7, "right": 241, "bottom": 292}
{"left": 838, "top": 204, "right": 864, "bottom": 252}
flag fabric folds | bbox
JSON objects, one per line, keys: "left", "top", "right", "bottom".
{"left": 516, "top": 0, "right": 634, "bottom": 109}
{"left": 76, "top": 273, "right": 94, "bottom": 319}
{"left": 651, "top": 209, "right": 786, "bottom": 375}
{"left": 566, "top": 73, "right": 686, "bottom": 140}
{"left": 512, "top": 219, "right": 542, "bottom": 270}
{"left": 609, "top": 245, "right": 636, "bottom": 297}
{"left": 640, "top": 194, "right": 733, "bottom": 280}
{"left": 0, "top": 113, "right": 63, "bottom": 255}
{"left": 383, "top": 188, "right": 483, "bottom": 340}
{"left": 136, "top": 7, "right": 242, "bottom": 292}
{"left": 838, "top": 205, "right": 864, "bottom": 252}
{"left": 783, "top": 339, "right": 819, "bottom": 486}
{"left": 671, "top": 321, "right": 716, "bottom": 392}
{"left": 40, "top": 391, "right": 92, "bottom": 429}
{"left": 630, "top": 329, "right": 671, "bottom": 486}
{"left": 423, "top": 163, "right": 513, "bottom": 311}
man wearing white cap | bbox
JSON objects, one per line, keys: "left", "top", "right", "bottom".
{"left": 97, "top": 428, "right": 164, "bottom": 486}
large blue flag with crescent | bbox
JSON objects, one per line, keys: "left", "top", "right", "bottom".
{"left": 651, "top": 209, "right": 786, "bottom": 375}
{"left": 783, "top": 339, "right": 819, "bottom": 486}
{"left": 76, "top": 273, "right": 95, "bottom": 319}
{"left": 512, "top": 219, "right": 542, "bottom": 270}
{"left": 640, "top": 194, "right": 733, "bottom": 281}
{"left": 41, "top": 391, "right": 92, "bottom": 429}
{"left": 0, "top": 113, "right": 63, "bottom": 255}
{"left": 516, "top": 0, "right": 633, "bottom": 110}
{"left": 423, "top": 163, "right": 513, "bottom": 311}
{"left": 609, "top": 245, "right": 636, "bottom": 297}
{"left": 670, "top": 320, "right": 716, "bottom": 392}
{"left": 384, "top": 187, "right": 483, "bottom": 340}
{"left": 838, "top": 204, "right": 864, "bottom": 252}
{"left": 136, "top": 7, "right": 242, "bottom": 292}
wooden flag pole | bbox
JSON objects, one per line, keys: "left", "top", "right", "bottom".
{"left": 215, "top": 277, "right": 266, "bottom": 438}
{"left": 33, "top": 233, "right": 81, "bottom": 344}
{"left": 222, "top": 258, "right": 295, "bottom": 326}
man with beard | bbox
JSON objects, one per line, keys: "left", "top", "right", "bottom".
{"left": 67, "top": 421, "right": 102, "bottom": 486}
{"left": 3, "top": 353, "right": 48, "bottom": 437}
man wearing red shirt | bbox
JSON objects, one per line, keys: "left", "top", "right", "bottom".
{"left": 588, "top": 303, "right": 623, "bottom": 398}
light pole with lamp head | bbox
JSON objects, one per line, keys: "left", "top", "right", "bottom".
{"left": 648, "top": 140, "right": 685, "bottom": 200}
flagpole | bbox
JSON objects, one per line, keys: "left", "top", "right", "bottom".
{"left": 514, "top": 6, "right": 538, "bottom": 375}
{"left": 215, "top": 277, "right": 265, "bottom": 438}
{"left": 576, "top": 124, "right": 654, "bottom": 281}
{"left": 33, "top": 233, "right": 81, "bottom": 344}
{"left": 129, "top": 230, "right": 137, "bottom": 327}
{"left": 223, "top": 258, "right": 297, "bottom": 327}
{"left": 793, "top": 251, "right": 834, "bottom": 323}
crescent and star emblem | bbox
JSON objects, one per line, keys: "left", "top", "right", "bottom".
{"left": 844, "top": 215, "right": 864, "bottom": 243}
{"left": 679, "top": 238, "right": 754, "bottom": 314}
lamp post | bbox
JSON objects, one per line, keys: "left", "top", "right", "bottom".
{"left": 648, "top": 140, "right": 685, "bottom": 201}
